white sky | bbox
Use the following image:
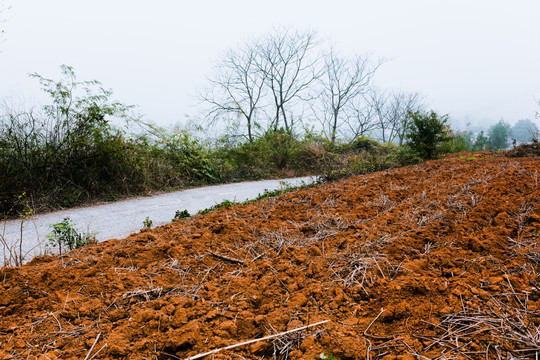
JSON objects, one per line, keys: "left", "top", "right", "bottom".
{"left": 1, "top": 0, "right": 539, "bottom": 128}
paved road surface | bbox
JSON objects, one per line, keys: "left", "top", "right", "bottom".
{"left": 1, "top": 176, "right": 316, "bottom": 265}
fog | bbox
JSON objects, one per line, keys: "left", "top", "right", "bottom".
{"left": 1, "top": 0, "right": 539, "bottom": 129}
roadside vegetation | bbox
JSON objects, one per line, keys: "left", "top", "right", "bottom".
{"left": 0, "top": 76, "right": 460, "bottom": 218}
{"left": 1, "top": 29, "right": 538, "bottom": 219}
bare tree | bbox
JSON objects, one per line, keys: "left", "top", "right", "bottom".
{"left": 199, "top": 27, "right": 425, "bottom": 145}
{"left": 315, "top": 48, "right": 381, "bottom": 144}
{"left": 343, "top": 93, "right": 380, "bottom": 139}
{"left": 260, "top": 28, "right": 321, "bottom": 134}
{"left": 365, "top": 88, "right": 424, "bottom": 143}
{"left": 387, "top": 91, "right": 424, "bottom": 145}
{"left": 200, "top": 41, "right": 267, "bottom": 143}
{"left": 365, "top": 88, "right": 391, "bottom": 142}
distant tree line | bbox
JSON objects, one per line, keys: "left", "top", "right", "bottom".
{"left": 458, "top": 118, "right": 538, "bottom": 152}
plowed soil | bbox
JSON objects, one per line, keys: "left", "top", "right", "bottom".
{"left": 1, "top": 152, "right": 539, "bottom": 360}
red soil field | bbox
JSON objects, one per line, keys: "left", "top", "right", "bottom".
{"left": 1, "top": 152, "right": 539, "bottom": 359}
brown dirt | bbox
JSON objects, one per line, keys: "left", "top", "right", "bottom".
{"left": 1, "top": 152, "right": 539, "bottom": 359}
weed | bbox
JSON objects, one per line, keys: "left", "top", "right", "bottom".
{"left": 172, "top": 209, "right": 191, "bottom": 221}
{"left": 47, "top": 217, "right": 97, "bottom": 256}
{"left": 143, "top": 217, "right": 153, "bottom": 229}
{"left": 251, "top": 181, "right": 317, "bottom": 202}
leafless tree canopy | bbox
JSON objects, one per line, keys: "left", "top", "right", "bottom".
{"left": 315, "top": 48, "right": 381, "bottom": 144}
{"left": 259, "top": 28, "right": 321, "bottom": 134}
{"left": 344, "top": 93, "right": 380, "bottom": 139}
{"left": 199, "top": 27, "right": 426, "bottom": 144}
{"left": 200, "top": 41, "right": 267, "bottom": 143}
{"left": 363, "top": 88, "right": 425, "bottom": 143}
{"left": 200, "top": 28, "right": 320, "bottom": 141}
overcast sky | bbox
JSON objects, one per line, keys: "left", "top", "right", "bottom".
{"left": 1, "top": 0, "right": 539, "bottom": 129}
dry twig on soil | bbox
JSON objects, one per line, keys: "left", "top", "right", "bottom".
{"left": 185, "top": 320, "right": 329, "bottom": 360}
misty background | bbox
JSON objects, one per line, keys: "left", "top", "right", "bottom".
{"left": 1, "top": 0, "right": 539, "bottom": 132}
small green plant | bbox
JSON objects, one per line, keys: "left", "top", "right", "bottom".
{"left": 319, "top": 353, "right": 339, "bottom": 360}
{"left": 143, "top": 216, "right": 153, "bottom": 228}
{"left": 172, "top": 209, "right": 191, "bottom": 221}
{"left": 321, "top": 168, "right": 348, "bottom": 182}
{"left": 47, "top": 217, "right": 96, "bottom": 256}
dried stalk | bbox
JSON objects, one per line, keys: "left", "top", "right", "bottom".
{"left": 84, "top": 333, "right": 101, "bottom": 360}
{"left": 269, "top": 266, "right": 291, "bottom": 294}
{"left": 185, "top": 320, "right": 329, "bottom": 360}
{"left": 208, "top": 251, "right": 244, "bottom": 265}
{"left": 422, "top": 292, "right": 540, "bottom": 358}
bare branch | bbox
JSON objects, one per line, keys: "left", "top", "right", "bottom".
{"left": 259, "top": 27, "right": 322, "bottom": 134}
{"left": 363, "top": 88, "right": 425, "bottom": 143}
{"left": 315, "top": 48, "right": 382, "bottom": 143}
{"left": 199, "top": 40, "right": 267, "bottom": 142}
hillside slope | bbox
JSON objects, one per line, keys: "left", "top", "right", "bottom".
{"left": 1, "top": 152, "right": 539, "bottom": 359}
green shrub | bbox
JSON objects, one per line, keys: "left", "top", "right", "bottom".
{"left": 221, "top": 128, "right": 330, "bottom": 179}
{"left": 0, "top": 66, "right": 141, "bottom": 213}
{"left": 172, "top": 209, "right": 191, "bottom": 221}
{"left": 438, "top": 132, "right": 470, "bottom": 154}
{"left": 328, "top": 136, "right": 381, "bottom": 154}
{"left": 161, "top": 129, "right": 223, "bottom": 184}
{"left": 395, "top": 145, "right": 422, "bottom": 165}
{"left": 320, "top": 139, "right": 409, "bottom": 182}
{"left": 406, "top": 110, "right": 451, "bottom": 159}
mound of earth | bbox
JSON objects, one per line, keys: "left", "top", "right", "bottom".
{"left": 1, "top": 153, "right": 539, "bottom": 360}
{"left": 505, "top": 141, "right": 540, "bottom": 157}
